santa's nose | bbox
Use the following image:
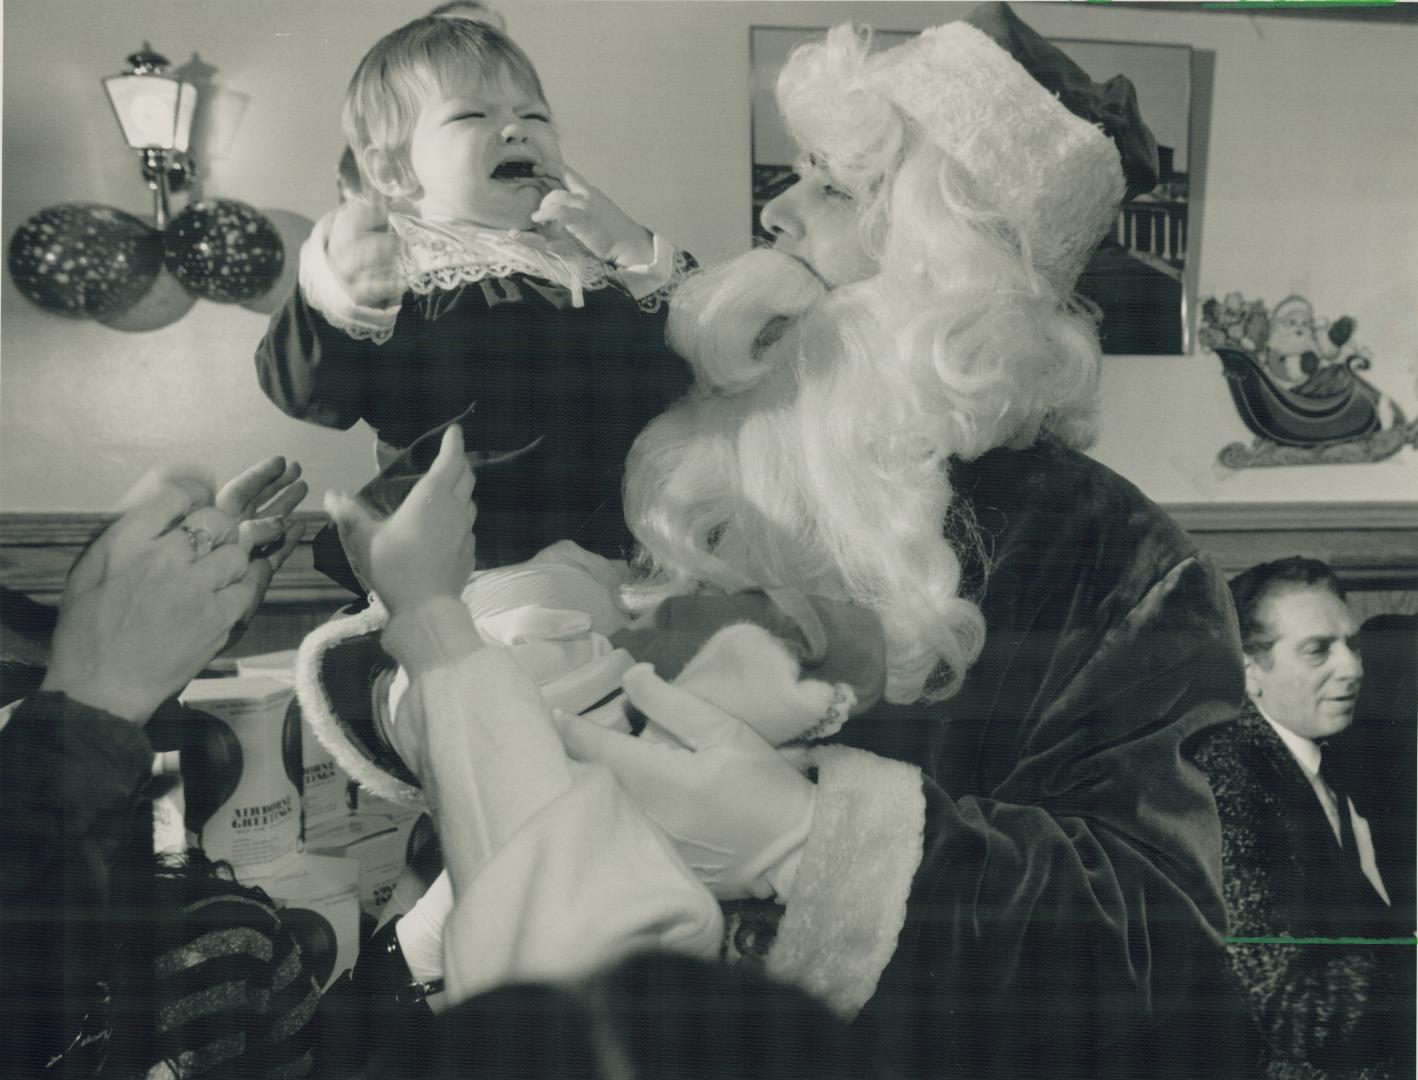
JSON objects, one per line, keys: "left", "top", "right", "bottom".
{"left": 760, "top": 186, "right": 803, "bottom": 241}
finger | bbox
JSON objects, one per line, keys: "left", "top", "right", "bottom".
{"left": 257, "top": 475, "right": 308, "bottom": 522}
{"left": 263, "top": 522, "right": 303, "bottom": 575}
{"left": 325, "top": 489, "right": 378, "bottom": 535}
{"left": 622, "top": 664, "right": 771, "bottom": 754}
{"left": 553, "top": 707, "right": 676, "bottom": 776}
{"left": 530, "top": 190, "right": 574, "bottom": 225}
{"left": 425, "top": 425, "right": 470, "bottom": 490}
{"left": 156, "top": 524, "right": 204, "bottom": 567}
{"left": 238, "top": 514, "right": 288, "bottom": 555}
{"left": 182, "top": 506, "right": 239, "bottom": 551}
{"left": 215, "top": 572, "right": 263, "bottom": 629}
{"left": 215, "top": 456, "right": 287, "bottom": 517}
{"left": 452, "top": 465, "right": 475, "bottom": 506}
{"left": 192, "top": 544, "right": 252, "bottom": 592}
{"left": 107, "top": 479, "right": 214, "bottom": 548}
{"left": 246, "top": 460, "right": 302, "bottom": 517}
{"left": 557, "top": 166, "right": 591, "bottom": 198}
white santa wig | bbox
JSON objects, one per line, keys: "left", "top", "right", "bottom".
{"left": 625, "top": 23, "right": 1120, "bottom": 703}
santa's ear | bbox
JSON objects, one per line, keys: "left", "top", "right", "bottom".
{"left": 359, "top": 145, "right": 420, "bottom": 201}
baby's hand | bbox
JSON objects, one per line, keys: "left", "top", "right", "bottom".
{"left": 531, "top": 166, "right": 654, "bottom": 270}
{"left": 327, "top": 196, "right": 403, "bottom": 308}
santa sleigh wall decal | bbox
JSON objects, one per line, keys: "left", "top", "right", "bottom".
{"left": 1199, "top": 292, "right": 1418, "bottom": 468}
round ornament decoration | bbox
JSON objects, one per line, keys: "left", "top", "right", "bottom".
{"left": 7, "top": 203, "right": 163, "bottom": 318}
{"left": 164, "top": 200, "right": 285, "bottom": 303}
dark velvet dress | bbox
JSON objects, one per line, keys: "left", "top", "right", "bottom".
{"left": 255, "top": 272, "right": 692, "bottom": 571}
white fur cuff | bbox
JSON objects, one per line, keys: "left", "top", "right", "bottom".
{"left": 767, "top": 745, "right": 925, "bottom": 1019}
{"left": 294, "top": 599, "right": 427, "bottom": 809}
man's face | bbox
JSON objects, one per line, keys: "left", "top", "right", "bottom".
{"left": 1245, "top": 586, "right": 1363, "bottom": 740}
{"left": 758, "top": 157, "right": 878, "bottom": 289}
{"left": 405, "top": 70, "right": 563, "bottom": 230}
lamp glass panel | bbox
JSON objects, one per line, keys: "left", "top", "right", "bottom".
{"left": 173, "top": 81, "right": 198, "bottom": 152}
{"left": 103, "top": 73, "right": 181, "bottom": 149}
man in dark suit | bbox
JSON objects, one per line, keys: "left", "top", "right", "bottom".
{"left": 1341, "top": 612, "right": 1417, "bottom": 927}
{"left": 1195, "top": 557, "right": 1413, "bottom": 1078}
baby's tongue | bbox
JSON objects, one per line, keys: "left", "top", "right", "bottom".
{"left": 492, "top": 160, "right": 537, "bottom": 181}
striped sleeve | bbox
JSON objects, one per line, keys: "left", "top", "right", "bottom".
{"left": 151, "top": 885, "right": 319, "bottom": 1078}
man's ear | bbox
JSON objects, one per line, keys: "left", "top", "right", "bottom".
{"left": 359, "top": 145, "right": 420, "bottom": 201}
{"left": 1242, "top": 652, "right": 1264, "bottom": 701}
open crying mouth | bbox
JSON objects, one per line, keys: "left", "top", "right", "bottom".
{"left": 491, "top": 159, "right": 538, "bottom": 180}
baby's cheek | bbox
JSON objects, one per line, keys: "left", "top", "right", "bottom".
{"left": 539, "top": 140, "right": 565, "bottom": 173}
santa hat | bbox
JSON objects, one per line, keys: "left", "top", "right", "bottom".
{"left": 964, "top": 2, "right": 1159, "bottom": 200}
{"left": 1271, "top": 295, "right": 1315, "bottom": 324}
{"left": 862, "top": 13, "right": 1131, "bottom": 294}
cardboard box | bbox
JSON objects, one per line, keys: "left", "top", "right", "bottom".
{"left": 297, "top": 698, "right": 422, "bottom": 838}
{"left": 234, "top": 646, "right": 424, "bottom": 855}
{"left": 309, "top": 810, "right": 434, "bottom": 925}
{"left": 235, "top": 649, "right": 300, "bottom": 684}
{"left": 180, "top": 676, "right": 301, "bottom": 876}
{"left": 242, "top": 850, "right": 362, "bottom": 991}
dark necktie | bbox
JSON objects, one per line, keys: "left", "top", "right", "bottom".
{"left": 1318, "top": 751, "right": 1363, "bottom": 875}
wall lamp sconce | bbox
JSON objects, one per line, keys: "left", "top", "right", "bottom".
{"left": 5, "top": 43, "right": 287, "bottom": 325}
{"left": 102, "top": 45, "right": 198, "bottom": 229}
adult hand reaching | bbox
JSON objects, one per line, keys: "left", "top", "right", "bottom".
{"left": 40, "top": 464, "right": 303, "bottom": 724}
{"left": 138, "top": 456, "right": 307, "bottom": 649}
{"left": 554, "top": 663, "right": 817, "bottom": 901}
{"left": 324, "top": 424, "right": 477, "bottom": 616}
{"left": 213, "top": 456, "right": 307, "bottom": 646}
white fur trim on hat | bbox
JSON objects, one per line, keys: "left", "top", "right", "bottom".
{"left": 869, "top": 22, "right": 1125, "bottom": 292}
{"left": 294, "top": 599, "right": 428, "bottom": 809}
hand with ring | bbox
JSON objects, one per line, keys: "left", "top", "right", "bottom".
{"left": 40, "top": 460, "right": 307, "bottom": 724}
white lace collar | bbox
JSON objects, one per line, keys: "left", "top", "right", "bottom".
{"left": 388, "top": 212, "right": 610, "bottom": 308}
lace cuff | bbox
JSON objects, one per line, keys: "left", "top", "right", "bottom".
{"left": 298, "top": 210, "right": 402, "bottom": 344}
{"left": 630, "top": 242, "right": 694, "bottom": 313}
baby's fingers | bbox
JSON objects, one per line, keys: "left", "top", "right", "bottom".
{"left": 531, "top": 189, "right": 580, "bottom": 225}
{"left": 556, "top": 166, "right": 592, "bottom": 197}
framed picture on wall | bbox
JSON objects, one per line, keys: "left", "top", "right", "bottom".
{"left": 750, "top": 27, "right": 1199, "bottom": 355}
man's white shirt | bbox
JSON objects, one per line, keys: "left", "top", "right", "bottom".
{"left": 1258, "top": 705, "right": 1392, "bottom": 907}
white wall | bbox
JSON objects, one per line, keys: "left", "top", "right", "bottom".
{"left": 3, "top": 1, "right": 1416, "bottom": 511}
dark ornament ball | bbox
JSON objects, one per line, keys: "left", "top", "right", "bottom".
{"left": 164, "top": 200, "right": 285, "bottom": 303}
{"left": 7, "top": 203, "right": 163, "bottom": 318}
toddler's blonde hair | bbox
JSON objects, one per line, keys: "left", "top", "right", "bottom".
{"left": 343, "top": 14, "right": 545, "bottom": 191}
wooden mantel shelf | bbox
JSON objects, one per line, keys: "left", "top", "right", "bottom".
{"left": 2, "top": 501, "right": 1415, "bottom": 601}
